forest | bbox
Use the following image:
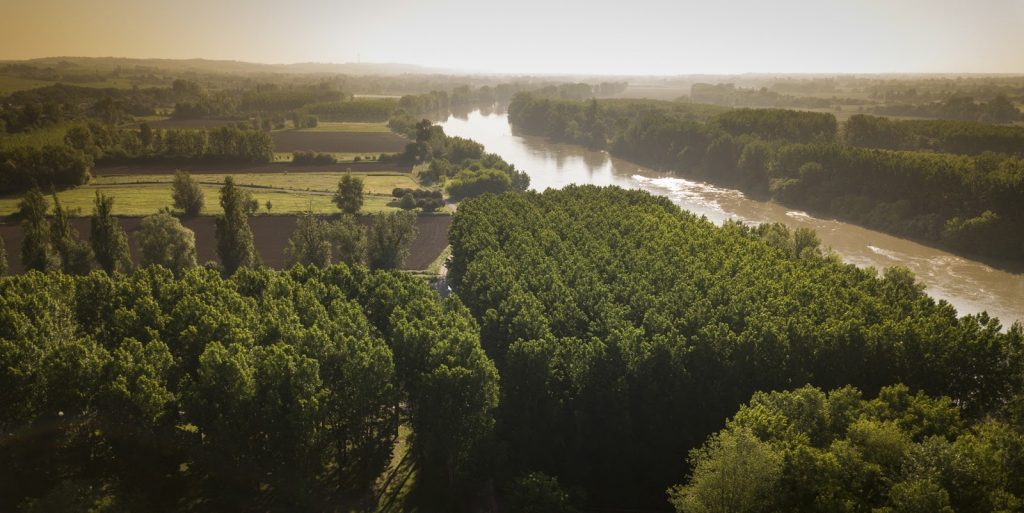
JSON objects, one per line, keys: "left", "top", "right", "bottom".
{"left": 508, "top": 94, "right": 1024, "bottom": 264}
{"left": 448, "top": 186, "right": 1024, "bottom": 510}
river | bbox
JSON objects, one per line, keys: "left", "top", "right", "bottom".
{"left": 440, "top": 109, "right": 1024, "bottom": 326}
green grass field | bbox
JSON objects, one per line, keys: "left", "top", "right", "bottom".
{"left": 296, "top": 122, "right": 391, "bottom": 133}
{"left": 0, "top": 171, "right": 418, "bottom": 217}
{"left": 0, "top": 185, "right": 397, "bottom": 217}
{"left": 93, "top": 171, "right": 420, "bottom": 196}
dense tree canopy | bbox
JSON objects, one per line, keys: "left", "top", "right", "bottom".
{"left": 448, "top": 186, "right": 1024, "bottom": 508}
{"left": 0, "top": 264, "right": 497, "bottom": 512}
{"left": 670, "top": 384, "right": 1024, "bottom": 513}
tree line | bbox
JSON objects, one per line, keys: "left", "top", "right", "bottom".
{"left": 508, "top": 94, "right": 1024, "bottom": 263}
{"left": 447, "top": 186, "right": 1024, "bottom": 509}
{"left": 5, "top": 172, "right": 420, "bottom": 276}
{"left": 845, "top": 113, "right": 1024, "bottom": 155}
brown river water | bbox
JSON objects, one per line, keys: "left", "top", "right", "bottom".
{"left": 440, "top": 109, "right": 1023, "bottom": 326}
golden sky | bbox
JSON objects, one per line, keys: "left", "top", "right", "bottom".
{"left": 2, "top": 0, "right": 1023, "bottom": 74}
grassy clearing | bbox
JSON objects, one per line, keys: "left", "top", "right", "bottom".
{"left": 0, "top": 183, "right": 398, "bottom": 217}
{"left": 92, "top": 172, "right": 421, "bottom": 196}
{"left": 296, "top": 122, "right": 391, "bottom": 133}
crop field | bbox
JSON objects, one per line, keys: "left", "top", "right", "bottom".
{"left": 271, "top": 130, "right": 409, "bottom": 153}
{"left": 0, "top": 214, "right": 452, "bottom": 272}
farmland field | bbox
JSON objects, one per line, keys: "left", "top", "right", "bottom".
{"left": 271, "top": 130, "right": 409, "bottom": 153}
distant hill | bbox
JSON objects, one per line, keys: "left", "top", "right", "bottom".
{"left": 0, "top": 57, "right": 448, "bottom": 76}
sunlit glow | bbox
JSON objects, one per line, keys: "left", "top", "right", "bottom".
{"left": 2, "top": 0, "right": 1023, "bottom": 74}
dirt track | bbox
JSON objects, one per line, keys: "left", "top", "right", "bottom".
{"left": 0, "top": 214, "right": 450, "bottom": 273}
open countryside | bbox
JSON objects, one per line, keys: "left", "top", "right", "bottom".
{"left": 1, "top": 2, "right": 1024, "bottom": 513}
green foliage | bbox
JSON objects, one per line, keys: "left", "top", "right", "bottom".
{"left": 90, "top": 192, "right": 131, "bottom": 274}
{"left": 333, "top": 173, "right": 364, "bottom": 215}
{"left": 366, "top": 209, "right": 417, "bottom": 270}
{"left": 505, "top": 472, "right": 578, "bottom": 513}
{"left": 0, "top": 144, "right": 92, "bottom": 195}
{"left": 446, "top": 168, "right": 513, "bottom": 200}
{"left": 137, "top": 211, "right": 197, "bottom": 274}
{"left": 298, "top": 98, "right": 398, "bottom": 122}
{"left": 671, "top": 384, "right": 1024, "bottom": 513}
{"left": 291, "top": 150, "right": 336, "bottom": 165}
{"left": 283, "top": 213, "right": 367, "bottom": 268}
{"left": 449, "top": 186, "right": 1024, "bottom": 507}
{"left": 0, "top": 234, "right": 6, "bottom": 275}
{"left": 214, "top": 177, "right": 256, "bottom": 274}
{"left": 367, "top": 210, "right": 418, "bottom": 270}
{"left": 171, "top": 170, "right": 204, "bottom": 216}
{"left": 668, "top": 428, "right": 783, "bottom": 513}
{"left": 19, "top": 188, "right": 53, "bottom": 271}
{"left": 399, "top": 192, "right": 417, "bottom": 210}
{"left": 49, "top": 194, "right": 93, "bottom": 274}
{"left": 0, "top": 264, "right": 497, "bottom": 511}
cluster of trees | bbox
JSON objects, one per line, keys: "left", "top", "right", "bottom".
{"left": 65, "top": 122, "right": 273, "bottom": 164}
{"left": 291, "top": 150, "right": 337, "bottom": 165}
{"left": 397, "top": 119, "right": 529, "bottom": 197}
{"left": 845, "top": 114, "right": 1024, "bottom": 155}
{"left": 296, "top": 98, "right": 398, "bottom": 122}
{"left": 392, "top": 188, "right": 444, "bottom": 212}
{"left": 672, "top": 384, "right": 1024, "bottom": 513}
{"left": 870, "top": 94, "right": 1022, "bottom": 124}
{"left": 448, "top": 186, "right": 1023, "bottom": 508}
{"left": 0, "top": 263, "right": 498, "bottom": 512}
{"left": 0, "top": 144, "right": 92, "bottom": 194}
{"left": 768, "top": 144, "right": 1024, "bottom": 259}
{"left": 689, "top": 82, "right": 853, "bottom": 109}
{"left": 15, "top": 188, "right": 173, "bottom": 275}
{"left": 239, "top": 84, "right": 345, "bottom": 113}
{"left": 508, "top": 94, "right": 1024, "bottom": 263}
{"left": 0, "top": 83, "right": 175, "bottom": 133}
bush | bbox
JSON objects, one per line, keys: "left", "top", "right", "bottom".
{"left": 292, "top": 151, "right": 337, "bottom": 165}
{"left": 446, "top": 168, "right": 513, "bottom": 200}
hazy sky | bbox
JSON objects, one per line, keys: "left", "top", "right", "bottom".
{"left": 3, "top": 0, "right": 1024, "bottom": 74}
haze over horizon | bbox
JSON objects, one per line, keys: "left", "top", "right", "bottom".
{"left": 3, "top": 0, "right": 1024, "bottom": 75}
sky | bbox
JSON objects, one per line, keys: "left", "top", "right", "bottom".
{"left": 2, "top": 0, "right": 1024, "bottom": 75}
